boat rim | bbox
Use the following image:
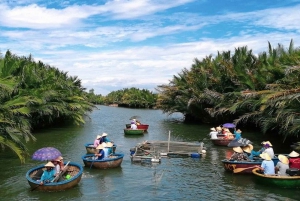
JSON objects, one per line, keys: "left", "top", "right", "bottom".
{"left": 25, "top": 162, "right": 83, "bottom": 185}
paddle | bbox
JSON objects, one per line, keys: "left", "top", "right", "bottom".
{"left": 233, "top": 166, "right": 259, "bottom": 173}
{"left": 90, "top": 156, "right": 96, "bottom": 169}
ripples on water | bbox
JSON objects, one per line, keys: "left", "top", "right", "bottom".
{"left": 0, "top": 106, "right": 299, "bottom": 201}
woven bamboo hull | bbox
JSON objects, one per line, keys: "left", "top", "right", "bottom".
{"left": 82, "top": 153, "right": 124, "bottom": 169}
{"left": 85, "top": 143, "right": 117, "bottom": 154}
{"left": 26, "top": 162, "right": 83, "bottom": 191}
{"left": 211, "top": 139, "right": 233, "bottom": 146}
{"left": 252, "top": 168, "right": 300, "bottom": 188}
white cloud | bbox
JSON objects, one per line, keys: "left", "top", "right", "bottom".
{"left": 0, "top": 1, "right": 300, "bottom": 95}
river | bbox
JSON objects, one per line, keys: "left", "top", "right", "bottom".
{"left": 0, "top": 106, "right": 299, "bottom": 201}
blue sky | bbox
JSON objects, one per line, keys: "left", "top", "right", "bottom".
{"left": 1, "top": 0, "right": 300, "bottom": 95}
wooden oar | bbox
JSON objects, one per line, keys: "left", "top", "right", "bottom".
{"left": 233, "top": 166, "right": 259, "bottom": 173}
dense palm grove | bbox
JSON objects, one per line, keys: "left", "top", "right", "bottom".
{"left": 104, "top": 88, "right": 157, "bottom": 108}
{"left": 156, "top": 40, "right": 300, "bottom": 140}
{"left": 0, "top": 50, "right": 95, "bottom": 163}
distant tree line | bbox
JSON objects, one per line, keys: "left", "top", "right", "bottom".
{"left": 156, "top": 40, "right": 300, "bottom": 140}
{"left": 104, "top": 87, "right": 157, "bottom": 108}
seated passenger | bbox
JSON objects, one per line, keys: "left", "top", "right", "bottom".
{"left": 56, "top": 156, "right": 64, "bottom": 170}
{"left": 229, "top": 147, "right": 249, "bottom": 161}
{"left": 209, "top": 127, "right": 218, "bottom": 139}
{"left": 99, "top": 133, "right": 111, "bottom": 144}
{"left": 130, "top": 121, "right": 137, "bottom": 130}
{"left": 234, "top": 128, "right": 242, "bottom": 140}
{"left": 95, "top": 144, "right": 105, "bottom": 160}
{"left": 93, "top": 135, "right": 102, "bottom": 148}
{"left": 51, "top": 158, "right": 61, "bottom": 176}
{"left": 242, "top": 144, "right": 254, "bottom": 160}
{"left": 39, "top": 162, "right": 56, "bottom": 185}
{"left": 288, "top": 151, "right": 300, "bottom": 169}
{"left": 275, "top": 154, "right": 289, "bottom": 176}
{"left": 262, "top": 141, "right": 274, "bottom": 159}
{"left": 257, "top": 153, "right": 275, "bottom": 175}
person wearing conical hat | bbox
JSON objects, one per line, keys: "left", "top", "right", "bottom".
{"left": 257, "top": 153, "right": 275, "bottom": 175}
{"left": 229, "top": 147, "right": 249, "bottom": 161}
{"left": 288, "top": 151, "right": 300, "bottom": 169}
{"left": 55, "top": 155, "right": 64, "bottom": 170}
{"left": 262, "top": 141, "right": 274, "bottom": 159}
{"left": 99, "top": 132, "right": 113, "bottom": 144}
{"left": 275, "top": 154, "right": 289, "bottom": 176}
{"left": 209, "top": 127, "right": 218, "bottom": 139}
{"left": 39, "top": 162, "right": 56, "bottom": 185}
{"left": 94, "top": 134, "right": 102, "bottom": 148}
{"left": 233, "top": 128, "right": 242, "bottom": 140}
{"left": 242, "top": 144, "right": 254, "bottom": 160}
{"left": 95, "top": 144, "right": 105, "bottom": 160}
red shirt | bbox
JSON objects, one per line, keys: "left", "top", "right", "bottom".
{"left": 289, "top": 157, "right": 300, "bottom": 169}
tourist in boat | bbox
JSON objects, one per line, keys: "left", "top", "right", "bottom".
{"left": 99, "top": 133, "right": 111, "bottom": 144}
{"left": 51, "top": 158, "right": 61, "bottom": 176}
{"left": 93, "top": 134, "right": 102, "bottom": 148}
{"left": 257, "top": 153, "right": 275, "bottom": 175}
{"left": 56, "top": 156, "right": 64, "bottom": 170}
{"left": 39, "top": 162, "right": 56, "bottom": 185}
{"left": 215, "top": 126, "right": 223, "bottom": 137}
{"left": 233, "top": 128, "right": 242, "bottom": 140}
{"left": 288, "top": 151, "right": 300, "bottom": 169}
{"left": 209, "top": 127, "right": 218, "bottom": 139}
{"left": 262, "top": 141, "right": 274, "bottom": 158}
{"left": 242, "top": 144, "right": 254, "bottom": 160}
{"left": 136, "top": 120, "right": 141, "bottom": 125}
{"left": 95, "top": 144, "right": 105, "bottom": 160}
{"left": 224, "top": 128, "right": 234, "bottom": 139}
{"left": 275, "top": 154, "right": 289, "bottom": 176}
{"left": 229, "top": 147, "right": 249, "bottom": 161}
{"left": 251, "top": 141, "right": 267, "bottom": 157}
{"left": 130, "top": 121, "right": 137, "bottom": 130}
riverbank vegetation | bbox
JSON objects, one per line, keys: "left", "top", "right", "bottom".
{"left": 0, "top": 50, "right": 95, "bottom": 163}
{"left": 156, "top": 40, "right": 300, "bottom": 140}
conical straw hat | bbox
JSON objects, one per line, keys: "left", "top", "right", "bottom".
{"left": 289, "top": 151, "right": 300, "bottom": 157}
{"left": 96, "top": 144, "right": 104, "bottom": 150}
{"left": 233, "top": 147, "right": 243, "bottom": 153}
{"left": 260, "top": 153, "right": 271, "bottom": 161}
{"left": 45, "top": 161, "right": 55, "bottom": 167}
{"left": 278, "top": 154, "right": 289, "bottom": 164}
{"left": 242, "top": 144, "right": 253, "bottom": 153}
{"left": 105, "top": 142, "right": 114, "bottom": 147}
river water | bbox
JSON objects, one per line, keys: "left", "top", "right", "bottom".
{"left": 0, "top": 106, "right": 299, "bottom": 201}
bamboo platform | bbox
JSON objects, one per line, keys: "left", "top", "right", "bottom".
{"left": 135, "top": 140, "right": 204, "bottom": 157}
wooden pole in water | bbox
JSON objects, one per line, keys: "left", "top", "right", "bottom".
{"left": 167, "top": 131, "right": 170, "bottom": 153}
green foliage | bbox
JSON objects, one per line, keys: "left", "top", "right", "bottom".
{"left": 156, "top": 39, "right": 300, "bottom": 138}
{"left": 105, "top": 87, "right": 157, "bottom": 108}
{"left": 0, "top": 50, "right": 96, "bottom": 163}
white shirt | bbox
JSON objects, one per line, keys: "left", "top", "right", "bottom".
{"left": 131, "top": 124, "right": 137, "bottom": 129}
{"left": 209, "top": 131, "right": 218, "bottom": 139}
{"left": 263, "top": 147, "right": 274, "bottom": 158}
